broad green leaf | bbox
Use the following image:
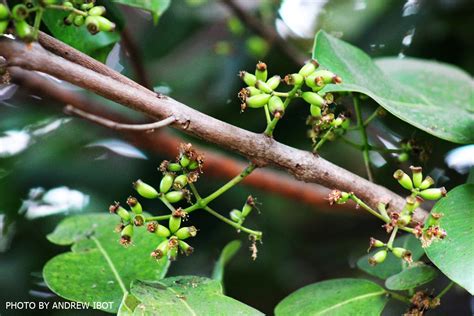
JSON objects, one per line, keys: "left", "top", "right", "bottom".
{"left": 357, "top": 234, "right": 424, "bottom": 279}
{"left": 424, "top": 184, "right": 474, "bottom": 295}
{"left": 212, "top": 240, "right": 242, "bottom": 283}
{"left": 43, "top": 10, "right": 120, "bottom": 62}
{"left": 43, "top": 213, "right": 169, "bottom": 313}
{"left": 123, "top": 276, "right": 263, "bottom": 315}
{"left": 385, "top": 263, "right": 438, "bottom": 290}
{"left": 111, "top": 0, "right": 170, "bottom": 24}
{"left": 275, "top": 278, "right": 388, "bottom": 316}
{"left": 313, "top": 30, "right": 474, "bottom": 144}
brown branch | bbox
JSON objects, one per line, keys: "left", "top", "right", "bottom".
{"left": 64, "top": 105, "right": 176, "bottom": 131}
{"left": 220, "top": 0, "right": 306, "bottom": 65}
{"left": 9, "top": 67, "right": 342, "bottom": 211}
{"left": 0, "top": 38, "right": 427, "bottom": 222}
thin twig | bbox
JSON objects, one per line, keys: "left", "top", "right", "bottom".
{"left": 353, "top": 95, "right": 374, "bottom": 182}
{"left": 64, "top": 105, "right": 176, "bottom": 131}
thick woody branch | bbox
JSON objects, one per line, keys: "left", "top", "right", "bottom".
{"left": 0, "top": 38, "right": 427, "bottom": 222}
{"left": 9, "top": 67, "right": 341, "bottom": 210}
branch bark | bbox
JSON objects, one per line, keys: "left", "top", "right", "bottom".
{"left": 0, "top": 38, "right": 427, "bottom": 222}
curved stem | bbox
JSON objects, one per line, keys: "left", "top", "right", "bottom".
{"left": 263, "top": 104, "right": 271, "bottom": 124}
{"left": 387, "top": 291, "right": 411, "bottom": 304}
{"left": 314, "top": 126, "right": 334, "bottom": 152}
{"left": 435, "top": 282, "right": 454, "bottom": 300}
{"left": 353, "top": 95, "right": 374, "bottom": 182}
{"left": 264, "top": 84, "right": 301, "bottom": 136}
{"left": 145, "top": 214, "right": 171, "bottom": 222}
{"left": 363, "top": 106, "right": 382, "bottom": 127}
{"left": 272, "top": 91, "right": 290, "bottom": 97}
{"left": 32, "top": 8, "right": 44, "bottom": 40}
{"left": 204, "top": 206, "right": 262, "bottom": 238}
{"left": 46, "top": 4, "right": 88, "bottom": 16}
{"left": 387, "top": 226, "right": 399, "bottom": 249}
{"left": 159, "top": 196, "right": 176, "bottom": 213}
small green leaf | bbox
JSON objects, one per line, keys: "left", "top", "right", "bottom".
{"left": 275, "top": 278, "right": 388, "bottom": 316}
{"left": 118, "top": 292, "right": 141, "bottom": 315}
{"left": 313, "top": 30, "right": 474, "bottom": 144}
{"left": 385, "top": 263, "right": 438, "bottom": 290}
{"left": 42, "top": 10, "right": 120, "bottom": 62}
{"left": 126, "top": 276, "right": 263, "bottom": 315}
{"left": 111, "top": 0, "right": 170, "bottom": 24}
{"left": 357, "top": 234, "right": 424, "bottom": 279}
{"left": 43, "top": 213, "right": 169, "bottom": 313}
{"left": 424, "top": 184, "right": 474, "bottom": 295}
{"left": 212, "top": 240, "right": 242, "bottom": 283}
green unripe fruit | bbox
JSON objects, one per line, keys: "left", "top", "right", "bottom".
{"left": 121, "top": 224, "right": 133, "bottom": 237}
{"left": 133, "top": 179, "right": 159, "bottom": 199}
{"left": 393, "top": 169, "right": 413, "bottom": 190}
{"left": 241, "top": 196, "right": 254, "bottom": 217}
{"left": 169, "top": 214, "right": 182, "bottom": 233}
{"left": 298, "top": 59, "right": 318, "bottom": 77}
{"left": 85, "top": 15, "right": 100, "bottom": 35}
{"left": 246, "top": 94, "right": 271, "bottom": 109}
{"left": 168, "top": 163, "right": 182, "bottom": 172}
{"left": 188, "top": 160, "right": 199, "bottom": 170}
{"left": 73, "top": 15, "right": 85, "bottom": 27}
{"left": 341, "top": 118, "right": 350, "bottom": 129}
{"left": 155, "top": 224, "right": 171, "bottom": 238}
{"left": 133, "top": 214, "right": 145, "bottom": 226}
{"left": 89, "top": 5, "right": 106, "bottom": 16}
{"left": 284, "top": 73, "right": 303, "bottom": 85}
{"left": 175, "top": 226, "right": 197, "bottom": 240}
{"left": 80, "top": 2, "right": 94, "bottom": 10}
{"left": 331, "top": 117, "right": 343, "bottom": 127}
{"left": 369, "top": 249, "right": 387, "bottom": 266}
{"left": 268, "top": 96, "right": 284, "bottom": 117}
{"left": 312, "top": 70, "right": 340, "bottom": 84}
{"left": 64, "top": 13, "right": 75, "bottom": 26}
{"left": 12, "top": 4, "right": 28, "bottom": 20}
{"left": 14, "top": 20, "right": 32, "bottom": 40}
{"left": 230, "top": 209, "right": 243, "bottom": 222}
{"left": 173, "top": 174, "right": 188, "bottom": 190}
{"left": 239, "top": 71, "right": 257, "bottom": 86}
{"left": 324, "top": 93, "right": 334, "bottom": 104}
{"left": 255, "top": 80, "right": 272, "bottom": 93}
{"left": 96, "top": 16, "right": 116, "bottom": 32}
{"left": 410, "top": 166, "right": 423, "bottom": 188}
{"left": 0, "top": 4, "right": 9, "bottom": 20}
{"left": 168, "top": 244, "right": 178, "bottom": 261}
{"left": 403, "top": 196, "right": 420, "bottom": 214}
{"left": 180, "top": 155, "right": 190, "bottom": 167}
{"left": 245, "top": 86, "right": 261, "bottom": 97}
{"left": 398, "top": 152, "right": 409, "bottom": 163}
{"left": 302, "top": 92, "right": 326, "bottom": 107}
{"left": 0, "top": 21, "right": 8, "bottom": 35}
{"left": 419, "top": 187, "right": 447, "bottom": 200}
{"left": 369, "top": 237, "right": 385, "bottom": 248}
{"left": 398, "top": 214, "right": 412, "bottom": 226}
{"left": 178, "top": 240, "right": 194, "bottom": 256}
{"left": 255, "top": 61, "right": 267, "bottom": 81}
{"left": 266, "top": 75, "right": 281, "bottom": 90}
{"left": 116, "top": 206, "right": 131, "bottom": 222}
{"left": 165, "top": 190, "right": 184, "bottom": 203}
{"left": 160, "top": 173, "right": 175, "bottom": 193}
{"left": 419, "top": 176, "right": 435, "bottom": 190}
{"left": 63, "top": 1, "right": 74, "bottom": 8}
{"left": 152, "top": 240, "right": 169, "bottom": 259}
{"left": 126, "top": 196, "right": 142, "bottom": 214}
{"left": 392, "top": 247, "right": 410, "bottom": 259}
{"left": 426, "top": 212, "right": 443, "bottom": 227}
{"left": 310, "top": 104, "right": 322, "bottom": 117}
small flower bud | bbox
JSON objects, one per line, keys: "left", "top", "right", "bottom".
{"left": 165, "top": 190, "right": 185, "bottom": 203}
{"left": 419, "top": 187, "right": 447, "bottom": 200}
{"left": 0, "top": 4, "right": 9, "bottom": 20}
{"left": 180, "top": 155, "right": 191, "bottom": 168}
{"left": 328, "top": 190, "right": 350, "bottom": 205}
{"left": 369, "top": 250, "right": 387, "bottom": 266}
{"left": 268, "top": 95, "right": 284, "bottom": 117}
{"left": 397, "top": 214, "right": 412, "bottom": 226}
{"left": 178, "top": 240, "right": 194, "bottom": 256}
{"left": 151, "top": 240, "right": 169, "bottom": 260}
{"left": 147, "top": 222, "right": 157, "bottom": 233}
{"left": 173, "top": 174, "right": 188, "bottom": 190}
{"left": 298, "top": 59, "right": 319, "bottom": 77}
{"left": 403, "top": 196, "right": 421, "bottom": 214}
{"left": 392, "top": 247, "right": 412, "bottom": 263}
{"left": 63, "top": 13, "right": 75, "bottom": 26}
{"left": 310, "top": 104, "right": 322, "bottom": 117}
{"left": 169, "top": 211, "right": 183, "bottom": 233}
{"left": 85, "top": 16, "right": 100, "bottom": 35}
{"left": 120, "top": 224, "right": 133, "bottom": 246}
{"left": 397, "top": 152, "right": 409, "bottom": 163}
{"left": 255, "top": 80, "right": 273, "bottom": 93}
{"left": 159, "top": 173, "right": 174, "bottom": 193}
{"left": 266, "top": 75, "right": 281, "bottom": 90}
{"left": 241, "top": 196, "right": 255, "bottom": 217}
{"left": 126, "top": 196, "right": 142, "bottom": 214}
{"left": 393, "top": 169, "right": 413, "bottom": 190}
{"left": 175, "top": 226, "right": 197, "bottom": 240}
{"left": 88, "top": 6, "right": 106, "bottom": 16}
{"left": 410, "top": 166, "right": 423, "bottom": 188}
{"left": 155, "top": 224, "right": 171, "bottom": 238}
{"left": 312, "top": 70, "right": 339, "bottom": 84}
{"left": 426, "top": 212, "right": 443, "bottom": 227}
{"left": 330, "top": 117, "right": 344, "bottom": 127}
{"left": 304, "top": 73, "right": 322, "bottom": 89}
{"left": 133, "top": 179, "right": 159, "bottom": 199}
{"left": 80, "top": 2, "right": 94, "bottom": 10}
{"left": 324, "top": 93, "right": 334, "bottom": 104}
{"left": 368, "top": 237, "right": 385, "bottom": 252}
{"left": 419, "top": 176, "right": 435, "bottom": 190}
{"left": 246, "top": 94, "right": 271, "bottom": 108}
{"left": 245, "top": 86, "right": 261, "bottom": 97}
{"left": 284, "top": 73, "right": 303, "bottom": 85}
{"left": 133, "top": 214, "right": 145, "bottom": 226}
{"left": 110, "top": 202, "right": 132, "bottom": 222}
{"left": 188, "top": 160, "right": 200, "bottom": 170}
{"left": 239, "top": 71, "right": 257, "bottom": 86}
{"left": 168, "top": 162, "right": 182, "bottom": 172}
{"left": 255, "top": 61, "right": 267, "bottom": 82}
{"left": 302, "top": 92, "right": 326, "bottom": 107}
{"left": 73, "top": 15, "right": 85, "bottom": 27}
{"left": 230, "top": 209, "right": 243, "bottom": 223}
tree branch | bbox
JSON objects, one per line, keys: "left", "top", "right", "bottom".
{"left": 0, "top": 38, "right": 427, "bottom": 222}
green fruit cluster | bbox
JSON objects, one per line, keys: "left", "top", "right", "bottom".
{"left": 229, "top": 195, "right": 255, "bottom": 225}
{"left": 62, "top": 0, "right": 115, "bottom": 35}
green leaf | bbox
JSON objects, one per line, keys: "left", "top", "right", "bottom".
{"left": 122, "top": 276, "right": 263, "bottom": 315}
{"left": 111, "top": 0, "right": 170, "bottom": 24}
{"left": 42, "top": 10, "right": 120, "bottom": 62}
{"left": 212, "top": 240, "right": 242, "bottom": 283}
{"left": 424, "top": 184, "right": 474, "bottom": 295}
{"left": 275, "top": 278, "right": 388, "bottom": 316}
{"left": 385, "top": 263, "right": 438, "bottom": 291}
{"left": 357, "top": 234, "right": 424, "bottom": 279}
{"left": 313, "top": 30, "right": 474, "bottom": 144}
{"left": 43, "top": 213, "right": 169, "bottom": 313}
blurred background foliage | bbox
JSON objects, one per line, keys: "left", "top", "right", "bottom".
{"left": 0, "top": 0, "right": 472, "bottom": 314}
